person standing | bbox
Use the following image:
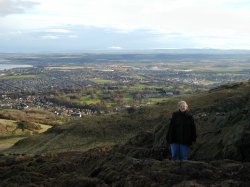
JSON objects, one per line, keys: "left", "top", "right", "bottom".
{"left": 166, "top": 101, "right": 196, "bottom": 160}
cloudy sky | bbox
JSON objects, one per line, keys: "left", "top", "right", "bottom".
{"left": 0, "top": 0, "right": 250, "bottom": 52}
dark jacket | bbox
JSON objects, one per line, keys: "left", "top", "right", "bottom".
{"left": 166, "top": 110, "right": 196, "bottom": 146}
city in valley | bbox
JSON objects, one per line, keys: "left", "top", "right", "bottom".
{"left": 0, "top": 52, "right": 250, "bottom": 117}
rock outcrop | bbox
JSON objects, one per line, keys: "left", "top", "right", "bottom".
{"left": 0, "top": 151, "right": 250, "bottom": 186}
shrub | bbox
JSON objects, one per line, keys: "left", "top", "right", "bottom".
{"left": 16, "top": 121, "right": 42, "bottom": 132}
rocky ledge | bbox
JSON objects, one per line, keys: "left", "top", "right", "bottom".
{"left": 0, "top": 150, "right": 250, "bottom": 187}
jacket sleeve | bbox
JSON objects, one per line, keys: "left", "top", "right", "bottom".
{"left": 166, "top": 113, "right": 175, "bottom": 143}
{"left": 191, "top": 116, "right": 197, "bottom": 142}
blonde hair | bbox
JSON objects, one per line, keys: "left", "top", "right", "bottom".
{"left": 178, "top": 100, "right": 188, "bottom": 108}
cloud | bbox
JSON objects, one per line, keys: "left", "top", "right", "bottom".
{"left": 46, "top": 29, "right": 72, "bottom": 33}
{"left": 1, "top": 0, "right": 250, "bottom": 50}
{"left": 1, "top": 25, "right": 250, "bottom": 52}
{"left": 31, "top": 27, "right": 75, "bottom": 40}
{"left": 108, "top": 46, "right": 123, "bottom": 50}
{"left": 41, "top": 35, "right": 59, "bottom": 40}
{"left": 17, "top": 0, "right": 249, "bottom": 39}
{"left": 0, "top": 0, "right": 38, "bottom": 16}
{"left": 68, "top": 35, "right": 78, "bottom": 38}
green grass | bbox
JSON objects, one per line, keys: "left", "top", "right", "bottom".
{"left": 122, "top": 93, "right": 133, "bottom": 102}
{"left": 79, "top": 96, "right": 101, "bottom": 104}
{"left": 62, "top": 87, "right": 174, "bottom": 107}
{"left": 90, "top": 79, "right": 117, "bottom": 84}
{"left": 127, "top": 84, "right": 160, "bottom": 90}
{"left": 0, "top": 74, "right": 45, "bottom": 80}
{"left": 146, "top": 98, "right": 170, "bottom": 103}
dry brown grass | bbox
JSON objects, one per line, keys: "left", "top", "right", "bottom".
{"left": 0, "top": 118, "right": 52, "bottom": 152}
{"left": 0, "top": 108, "right": 62, "bottom": 125}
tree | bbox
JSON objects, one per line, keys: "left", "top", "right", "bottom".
{"left": 17, "top": 121, "right": 41, "bottom": 132}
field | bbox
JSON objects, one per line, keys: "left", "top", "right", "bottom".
{"left": 90, "top": 78, "right": 117, "bottom": 84}
{"left": 0, "top": 118, "right": 52, "bottom": 151}
{"left": 52, "top": 83, "right": 174, "bottom": 108}
{"left": 0, "top": 74, "right": 46, "bottom": 80}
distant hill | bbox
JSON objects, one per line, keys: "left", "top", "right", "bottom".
{"left": 3, "top": 80, "right": 250, "bottom": 162}
{"left": 102, "top": 48, "right": 250, "bottom": 54}
{"left": 2, "top": 50, "right": 250, "bottom": 66}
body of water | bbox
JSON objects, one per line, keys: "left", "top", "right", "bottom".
{"left": 0, "top": 64, "right": 33, "bottom": 71}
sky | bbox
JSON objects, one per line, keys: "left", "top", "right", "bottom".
{"left": 0, "top": 0, "right": 250, "bottom": 52}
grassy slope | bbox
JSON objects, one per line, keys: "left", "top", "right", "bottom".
{"left": 0, "top": 108, "right": 61, "bottom": 152}
{"left": 145, "top": 80, "right": 250, "bottom": 161}
{"left": 3, "top": 80, "right": 250, "bottom": 155}
{"left": 4, "top": 111, "right": 160, "bottom": 154}
{"left": 0, "top": 118, "right": 52, "bottom": 151}
{"left": 0, "top": 108, "right": 62, "bottom": 125}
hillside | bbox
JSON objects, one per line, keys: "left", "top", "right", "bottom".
{"left": 2, "top": 80, "right": 250, "bottom": 162}
{"left": 0, "top": 119, "right": 51, "bottom": 151}
{"left": 0, "top": 108, "right": 60, "bottom": 152}
{"left": 1, "top": 150, "right": 249, "bottom": 186}
{"left": 0, "top": 80, "right": 250, "bottom": 186}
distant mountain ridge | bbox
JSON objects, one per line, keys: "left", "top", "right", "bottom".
{"left": 93, "top": 48, "right": 250, "bottom": 55}
{"left": 1, "top": 48, "right": 250, "bottom": 54}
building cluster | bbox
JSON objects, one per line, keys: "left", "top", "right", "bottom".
{"left": 0, "top": 94, "right": 99, "bottom": 117}
{"left": 2, "top": 63, "right": 247, "bottom": 118}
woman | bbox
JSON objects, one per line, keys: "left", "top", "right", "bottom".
{"left": 166, "top": 101, "right": 196, "bottom": 160}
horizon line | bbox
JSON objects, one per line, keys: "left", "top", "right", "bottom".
{"left": 1, "top": 48, "right": 250, "bottom": 54}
